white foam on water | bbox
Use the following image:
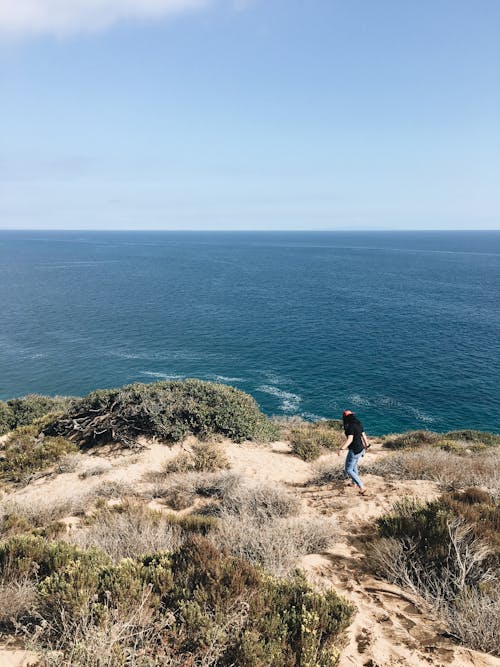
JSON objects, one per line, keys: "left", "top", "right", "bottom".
{"left": 300, "top": 412, "right": 326, "bottom": 421}
{"left": 347, "top": 393, "right": 435, "bottom": 424}
{"left": 140, "top": 371, "right": 185, "bottom": 380}
{"left": 257, "top": 385, "right": 302, "bottom": 413}
{"left": 206, "top": 374, "right": 245, "bottom": 383}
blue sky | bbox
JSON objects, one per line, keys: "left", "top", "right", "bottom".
{"left": 1, "top": 0, "right": 499, "bottom": 230}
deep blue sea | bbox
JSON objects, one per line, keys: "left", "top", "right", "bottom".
{"left": 1, "top": 230, "right": 499, "bottom": 435}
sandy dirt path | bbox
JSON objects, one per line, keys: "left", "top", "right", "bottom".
{"left": 297, "top": 446, "right": 500, "bottom": 667}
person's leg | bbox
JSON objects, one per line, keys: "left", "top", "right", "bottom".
{"left": 353, "top": 450, "right": 363, "bottom": 479}
{"left": 345, "top": 450, "right": 364, "bottom": 489}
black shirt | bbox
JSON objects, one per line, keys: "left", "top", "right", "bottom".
{"left": 345, "top": 422, "right": 364, "bottom": 454}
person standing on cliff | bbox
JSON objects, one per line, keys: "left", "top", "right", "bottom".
{"left": 338, "top": 409, "right": 370, "bottom": 495}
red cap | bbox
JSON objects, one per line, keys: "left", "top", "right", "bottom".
{"left": 342, "top": 410, "right": 353, "bottom": 417}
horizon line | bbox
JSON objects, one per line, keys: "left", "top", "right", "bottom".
{"left": 1, "top": 228, "right": 499, "bottom": 233}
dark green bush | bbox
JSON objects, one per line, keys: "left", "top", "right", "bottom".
{"left": 46, "top": 380, "right": 279, "bottom": 448}
{"left": 0, "top": 424, "right": 77, "bottom": 482}
{"left": 0, "top": 534, "right": 109, "bottom": 581}
{"left": 6, "top": 394, "right": 73, "bottom": 429}
{"left": 0, "top": 401, "right": 14, "bottom": 435}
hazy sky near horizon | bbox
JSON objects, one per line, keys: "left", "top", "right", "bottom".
{"left": 1, "top": 0, "right": 499, "bottom": 230}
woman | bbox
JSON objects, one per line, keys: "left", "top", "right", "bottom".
{"left": 338, "top": 409, "right": 370, "bottom": 494}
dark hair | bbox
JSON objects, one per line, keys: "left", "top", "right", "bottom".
{"left": 343, "top": 412, "right": 362, "bottom": 434}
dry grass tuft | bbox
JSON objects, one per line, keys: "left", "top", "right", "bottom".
{"left": 93, "top": 479, "right": 135, "bottom": 499}
{"left": 67, "top": 500, "right": 182, "bottom": 561}
{"left": 363, "top": 447, "right": 499, "bottom": 491}
{"left": 216, "top": 481, "right": 301, "bottom": 520}
{"left": 213, "top": 514, "right": 336, "bottom": 575}
{"left": 0, "top": 578, "right": 36, "bottom": 625}
{"left": 79, "top": 462, "right": 113, "bottom": 479}
{"left": 54, "top": 454, "right": 82, "bottom": 474}
{"left": 1, "top": 493, "right": 89, "bottom": 529}
{"left": 164, "top": 441, "right": 230, "bottom": 474}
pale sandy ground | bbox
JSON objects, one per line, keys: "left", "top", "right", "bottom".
{"left": 1, "top": 439, "right": 499, "bottom": 667}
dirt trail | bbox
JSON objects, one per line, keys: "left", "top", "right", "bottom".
{"left": 297, "top": 448, "right": 500, "bottom": 667}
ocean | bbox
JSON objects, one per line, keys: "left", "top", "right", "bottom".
{"left": 0, "top": 230, "right": 499, "bottom": 435}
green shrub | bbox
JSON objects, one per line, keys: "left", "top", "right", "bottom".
{"left": 444, "top": 430, "right": 500, "bottom": 447}
{"left": 4, "top": 532, "right": 353, "bottom": 666}
{"left": 0, "top": 401, "right": 14, "bottom": 435}
{"left": 0, "top": 424, "right": 77, "bottom": 482}
{"left": 46, "top": 380, "right": 279, "bottom": 448}
{"left": 37, "top": 547, "right": 112, "bottom": 628}
{"left": 376, "top": 497, "right": 452, "bottom": 564}
{"left": 383, "top": 430, "right": 440, "bottom": 449}
{"left": 290, "top": 429, "right": 323, "bottom": 461}
{"left": 6, "top": 394, "right": 72, "bottom": 429}
{"left": 0, "top": 513, "right": 34, "bottom": 538}
{"left": 0, "top": 534, "right": 106, "bottom": 581}
{"left": 290, "top": 422, "right": 343, "bottom": 461}
{"left": 383, "top": 429, "right": 500, "bottom": 452}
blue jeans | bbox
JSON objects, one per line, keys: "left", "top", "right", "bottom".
{"left": 345, "top": 449, "right": 364, "bottom": 488}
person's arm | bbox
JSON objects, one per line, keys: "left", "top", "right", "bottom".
{"left": 362, "top": 432, "right": 371, "bottom": 449}
{"left": 338, "top": 434, "right": 353, "bottom": 456}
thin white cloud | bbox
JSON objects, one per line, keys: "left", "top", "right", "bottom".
{"left": 0, "top": 0, "right": 210, "bottom": 37}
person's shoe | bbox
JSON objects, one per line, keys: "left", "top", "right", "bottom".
{"left": 359, "top": 487, "right": 367, "bottom": 495}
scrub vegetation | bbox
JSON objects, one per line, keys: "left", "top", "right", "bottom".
{"left": 45, "top": 380, "right": 280, "bottom": 448}
{"left": 371, "top": 490, "right": 500, "bottom": 655}
{"left": 288, "top": 421, "right": 344, "bottom": 461}
{"left": 1, "top": 382, "right": 499, "bottom": 663}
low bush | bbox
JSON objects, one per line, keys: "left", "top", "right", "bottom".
{"left": 164, "top": 512, "right": 218, "bottom": 535}
{"left": 1, "top": 494, "right": 88, "bottom": 532}
{"left": 0, "top": 578, "right": 36, "bottom": 626}
{"left": 444, "top": 430, "right": 500, "bottom": 447}
{"left": 310, "top": 455, "right": 352, "bottom": 485}
{"left": 213, "top": 514, "right": 337, "bottom": 576}
{"left": 371, "top": 492, "right": 499, "bottom": 656}
{"left": 290, "top": 429, "right": 322, "bottom": 461}
{"left": 156, "top": 474, "right": 198, "bottom": 510}
{"left": 78, "top": 462, "right": 112, "bottom": 479}
{"left": 93, "top": 479, "right": 134, "bottom": 499}
{"left": 150, "top": 471, "right": 242, "bottom": 510}
{"left": 0, "top": 401, "right": 14, "bottom": 435}
{"left": 165, "top": 441, "right": 230, "bottom": 474}
{"left": 11, "top": 534, "right": 353, "bottom": 666}
{"left": 6, "top": 394, "right": 73, "bottom": 429}
{"left": 54, "top": 453, "right": 81, "bottom": 474}
{"left": 290, "top": 422, "right": 343, "bottom": 462}
{"left": 0, "top": 424, "right": 78, "bottom": 482}
{"left": 383, "top": 429, "right": 500, "bottom": 452}
{"left": 383, "top": 430, "right": 441, "bottom": 449}
{"left": 68, "top": 501, "right": 183, "bottom": 561}
{"left": 363, "top": 447, "right": 499, "bottom": 492}
{"left": 45, "top": 380, "right": 280, "bottom": 448}
{"left": 216, "top": 481, "right": 301, "bottom": 520}
{"left": 0, "top": 534, "right": 109, "bottom": 582}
